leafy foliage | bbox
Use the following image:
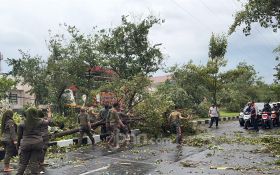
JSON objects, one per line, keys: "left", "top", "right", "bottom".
{"left": 207, "top": 33, "right": 228, "bottom": 105}
{"left": 134, "top": 92, "right": 174, "bottom": 137}
{"left": 219, "top": 62, "right": 259, "bottom": 111}
{"left": 0, "top": 75, "right": 16, "bottom": 100}
{"left": 7, "top": 51, "right": 48, "bottom": 105}
{"left": 99, "top": 15, "right": 164, "bottom": 79}
{"left": 96, "top": 75, "right": 151, "bottom": 111}
{"left": 229, "top": 0, "right": 280, "bottom": 35}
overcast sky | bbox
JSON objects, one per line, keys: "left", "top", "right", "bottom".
{"left": 0, "top": 0, "right": 279, "bottom": 83}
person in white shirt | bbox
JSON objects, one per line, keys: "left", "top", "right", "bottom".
{"left": 208, "top": 104, "right": 220, "bottom": 128}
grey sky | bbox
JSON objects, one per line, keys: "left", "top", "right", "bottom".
{"left": 0, "top": 0, "right": 279, "bottom": 83}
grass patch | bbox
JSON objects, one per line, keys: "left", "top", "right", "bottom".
{"left": 275, "top": 159, "right": 280, "bottom": 165}
{"left": 192, "top": 110, "right": 239, "bottom": 120}
{"left": 219, "top": 110, "right": 239, "bottom": 117}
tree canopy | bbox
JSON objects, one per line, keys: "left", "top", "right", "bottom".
{"left": 229, "top": 0, "right": 280, "bottom": 35}
{"left": 7, "top": 15, "right": 165, "bottom": 114}
{"left": 0, "top": 75, "right": 16, "bottom": 100}
{"left": 99, "top": 15, "right": 164, "bottom": 79}
{"left": 7, "top": 50, "right": 48, "bottom": 104}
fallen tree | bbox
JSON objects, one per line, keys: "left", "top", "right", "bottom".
{"left": 50, "top": 118, "right": 143, "bottom": 139}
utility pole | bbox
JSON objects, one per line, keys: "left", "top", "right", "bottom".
{"left": 0, "top": 52, "right": 3, "bottom": 73}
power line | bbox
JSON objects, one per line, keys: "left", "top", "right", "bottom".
{"left": 230, "top": 0, "right": 279, "bottom": 51}
{"left": 168, "top": 0, "right": 214, "bottom": 32}
{"left": 199, "top": 0, "right": 216, "bottom": 15}
{"left": 169, "top": 0, "right": 274, "bottom": 72}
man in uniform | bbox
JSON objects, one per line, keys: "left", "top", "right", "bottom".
{"left": 37, "top": 106, "right": 52, "bottom": 172}
{"left": 77, "top": 108, "right": 95, "bottom": 146}
{"left": 106, "top": 102, "right": 125, "bottom": 149}
{"left": 98, "top": 103, "right": 110, "bottom": 141}
{"left": 169, "top": 106, "right": 187, "bottom": 144}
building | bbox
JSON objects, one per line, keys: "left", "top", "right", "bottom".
{"left": 0, "top": 74, "right": 35, "bottom": 110}
{"left": 8, "top": 82, "right": 35, "bottom": 110}
{"left": 149, "top": 75, "right": 172, "bottom": 92}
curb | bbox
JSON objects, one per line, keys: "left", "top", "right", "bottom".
{"left": 48, "top": 129, "right": 141, "bottom": 147}
{"left": 191, "top": 116, "right": 239, "bottom": 126}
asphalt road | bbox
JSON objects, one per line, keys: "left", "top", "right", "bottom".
{"left": 2, "top": 120, "right": 280, "bottom": 175}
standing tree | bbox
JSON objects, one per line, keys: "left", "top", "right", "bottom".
{"left": 7, "top": 50, "right": 48, "bottom": 105}
{"left": 229, "top": 0, "right": 280, "bottom": 35}
{"left": 0, "top": 76, "right": 16, "bottom": 100}
{"left": 99, "top": 15, "right": 164, "bottom": 79}
{"left": 229, "top": 0, "right": 280, "bottom": 82}
{"left": 207, "top": 33, "right": 228, "bottom": 105}
{"left": 219, "top": 62, "right": 259, "bottom": 111}
{"left": 97, "top": 15, "right": 165, "bottom": 110}
{"left": 46, "top": 25, "right": 105, "bottom": 113}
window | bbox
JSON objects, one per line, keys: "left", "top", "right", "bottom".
{"left": 9, "top": 93, "right": 18, "bottom": 104}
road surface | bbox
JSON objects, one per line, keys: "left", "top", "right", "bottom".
{"left": 2, "top": 120, "right": 280, "bottom": 175}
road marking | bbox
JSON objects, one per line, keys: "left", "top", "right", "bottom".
{"left": 79, "top": 165, "right": 110, "bottom": 175}
{"left": 103, "top": 156, "right": 155, "bottom": 165}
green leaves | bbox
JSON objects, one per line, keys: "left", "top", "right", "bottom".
{"left": 229, "top": 0, "right": 280, "bottom": 35}
{"left": 0, "top": 75, "right": 16, "bottom": 100}
{"left": 99, "top": 15, "right": 164, "bottom": 79}
{"left": 7, "top": 51, "right": 48, "bottom": 104}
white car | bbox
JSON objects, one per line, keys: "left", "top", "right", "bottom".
{"left": 239, "top": 102, "right": 264, "bottom": 126}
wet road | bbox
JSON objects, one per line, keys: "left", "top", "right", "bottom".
{"left": 2, "top": 120, "right": 280, "bottom": 175}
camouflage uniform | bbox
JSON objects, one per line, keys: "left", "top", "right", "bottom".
{"left": 16, "top": 119, "right": 49, "bottom": 175}
{"left": 99, "top": 108, "right": 110, "bottom": 141}
{"left": 77, "top": 113, "right": 95, "bottom": 146}
{"left": 1, "top": 119, "right": 17, "bottom": 165}
{"left": 38, "top": 117, "right": 50, "bottom": 165}
{"left": 106, "top": 108, "right": 121, "bottom": 146}
{"left": 169, "top": 111, "right": 182, "bottom": 144}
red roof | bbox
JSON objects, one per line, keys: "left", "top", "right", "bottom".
{"left": 88, "top": 66, "right": 114, "bottom": 75}
{"left": 68, "top": 85, "right": 78, "bottom": 91}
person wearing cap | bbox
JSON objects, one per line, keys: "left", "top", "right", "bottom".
{"left": 77, "top": 108, "right": 95, "bottom": 146}
{"left": 1, "top": 110, "right": 17, "bottom": 172}
{"left": 208, "top": 104, "right": 220, "bottom": 128}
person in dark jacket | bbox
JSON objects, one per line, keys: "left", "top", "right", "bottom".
{"left": 37, "top": 106, "right": 52, "bottom": 171}
{"left": 16, "top": 107, "right": 51, "bottom": 175}
{"left": 1, "top": 110, "right": 17, "bottom": 172}
{"left": 251, "top": 102, "right": 259, "bottom": 132}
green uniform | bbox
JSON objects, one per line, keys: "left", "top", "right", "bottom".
{"left": 106, "top": 108, "right": 121, "bottom": 146}
{"left": 99, "top": 108, "right": 110, "bottom": 141}
{"left": 169, "top": 111, "right": 182, "bottom": 144}
{"left": 38, "top": 117, "right": 51, "bottom": 165}
{"left": 1, "top": 119, "right": 17, "bottom": 165}
{"left": 77, "top": 113, "right": 95, "bottom": 146}
{"left": 16, "top": 119, "right": 48, "bottom": 175}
